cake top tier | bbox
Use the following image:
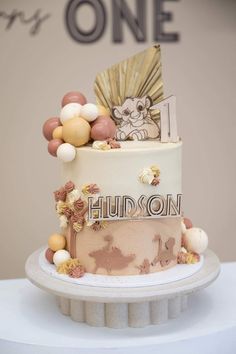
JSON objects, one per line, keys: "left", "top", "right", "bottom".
{"left": 42, "top": 46, "right": 179, "bottom": 163}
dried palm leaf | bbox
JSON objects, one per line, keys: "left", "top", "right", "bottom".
{"left": 94, "top": 46, "right": 163, "bottom": 123}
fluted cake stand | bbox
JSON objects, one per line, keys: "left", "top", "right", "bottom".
{"left": 25, "top": 248, "right": 220, "bottom": 329}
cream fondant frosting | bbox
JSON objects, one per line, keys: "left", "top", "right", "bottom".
{"left": 62, "top": 140, "right": 182, "bottom": 200}
{"left": 61, "top": 141, "right": 183, "bottom": 275}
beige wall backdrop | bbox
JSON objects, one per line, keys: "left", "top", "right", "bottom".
{"left": 0, "top": 0, "right": 235, "bottom": 279}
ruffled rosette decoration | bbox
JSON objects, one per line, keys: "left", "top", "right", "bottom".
{"left": 53, "top": 181, "right": 105, "bottom": 258}
{"left": 138, "top": 165, "right": 160, "bottom": 186}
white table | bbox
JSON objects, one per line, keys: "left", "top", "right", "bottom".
{"left": 0, "top": 263, "right": 236, "bottom": 354}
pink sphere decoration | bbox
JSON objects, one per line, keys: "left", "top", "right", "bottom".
{"left": 61, "top": 91, "right": 87, "bottom": 107}
{"left": 45, "top": 248, "right": 55, "bottom": 264}
{"left": 91, "top": 115, "right": 116, "bottom": 141}
{"left": 184, "top": 217, "right": 193, "bottom": 229}
{"left": 43, "top": 117, "right": 61, "bottom": 141}
{"left": 48, "top": 139, "right": 63, "bottom": 157}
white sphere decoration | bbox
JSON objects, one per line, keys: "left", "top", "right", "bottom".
{"left": 53, "top": 250, "right": 71, "bottom": 266}
{"left": 60, "top": 103, "right": 81, "bottom": 124}
{"left": 57, "top": 143, "right": 76, "bottom": 162}
{"left": 80, "top": 103, "right": 99, "bottom": 122}
{"left": 184, "top": 227, "right": 208, "bottom": 254}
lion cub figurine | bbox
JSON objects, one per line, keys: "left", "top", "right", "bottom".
{"left": 112, "top": 96, "right": 160, "bottom": 141}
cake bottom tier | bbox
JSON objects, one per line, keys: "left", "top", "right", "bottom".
{"left": 65, "top": 217, "right": 182, "bottom": 275}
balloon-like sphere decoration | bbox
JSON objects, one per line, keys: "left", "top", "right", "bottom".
{"left": 48, "top": 139, "right": 63, "bottom": 157}
{"left": 61, "top": 91, "right": 87, "bottom": 107}
{"left": 52, "top": 126, "right": 63, "bottom": 140}
{"left": 48, "top": 233, "right": 66, "bottom": 252}
{"left": 97, "top": 105, "right": 110, "bottom": 116}
{"left": 80, "top": 103, "right": 99, "bottom": 122}
{"left": 184, "top": 218, "right": 193, "bottom": 229}
{"left": 57, "top": 143, "right": 76, "bottom": 162}
{"left": 43, "top": 117, "right": 61, "bottom": 141}
{"left": 53, "top": 250, "right": 71, "bottom": 266}
{"left": 91, "top": 115, "right": 117, "bottom": 141}
{"left": 62, "top": 117, "right": 91, "bottom": 147}
{"left": 42, "top": 91, "right": 114, "bottom": 162}
{"left": 45, "top": 248, "right": 55, "bottom": 264}
{"left": 184, "top": 227, "right": 208, "bottom": 254}
{"left": 60, "top": 103, "right": 81, "bottom": 124}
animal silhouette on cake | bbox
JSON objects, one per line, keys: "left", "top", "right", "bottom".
{"left": 151, "top": 235, "right": 176, "bottom": 267}
{"left": 136, "top": 258, "right": 151, "bottom": 274}
{"left": 112, "top": 96, "right": 160, "bottom": 141}
{"left": 89, "top": 235, "right": 136, "bottom": 274}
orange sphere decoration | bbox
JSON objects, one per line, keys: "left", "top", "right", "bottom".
{"left": 48, "top": 233, "right": 66, "bottom": 252}
{"left": 43, "top": 117, "right": 61, "bottom": 141}
{"left": 97, "top": 105, "right": 110, "bottom": 116}
{"left": 91, "top": 115, "right": 116, "bottom": 141}
{"left": 52, "top": 126, "right": 63, "bottom": 140}
{"left": 61, "top": 91, "right": 87, "bottom": 107}
{"left": 62, "top": 117, "right": 91, "bottom": 147}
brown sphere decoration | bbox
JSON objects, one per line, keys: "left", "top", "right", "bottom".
{"left": 91, "top": 115, "right": 116, "bottom": 141}
{"left": 62, "top": 117, "right": 91, "bottom": 147}
{"left": 61, "top": 91, "right": 87, "bottom": 107}
{"left": 48, "top": 139, "right": 63, "bottom": 157}
{"left": 48, "top": 233, "right": 66, "bottom": 252}
{"left": 45, "top": 248, "right": 55, "bottom": 264}
{"left": 184, "top": 217, "right": 193, "bottom": 229}
{"left": 43, "top": 117, "right": 61, "bottom": 141}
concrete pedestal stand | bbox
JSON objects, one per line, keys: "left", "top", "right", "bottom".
{"left": 25, "top": 248, "right": 220, "bottom": 329}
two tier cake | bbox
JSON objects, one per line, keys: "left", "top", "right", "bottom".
{"left": 42, "top": 46, "right": 208, "bottom": 281}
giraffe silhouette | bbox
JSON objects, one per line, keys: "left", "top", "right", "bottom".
{"left": 151, "top": 235, "right": 176, "bottom": 267}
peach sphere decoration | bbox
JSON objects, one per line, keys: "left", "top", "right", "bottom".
{"left": 97, "top": 105, "right": 110, "bottom": 116}
{"left": 61, "top": 91, "right": 87, "bottom": 107}
{"left": 48, "top": 233, "right": 66, "bottom": 252}
{"left": 48, "top": 139, "right": 63, "bottom": 157}
{"left": 62, "top": 117, "right": 91, "bottom": 147}
{"left": 43, "top": 117, "right": 61, "bottom": 141}
{"left": 52, "top": 126, "right": 63, "bottom": 140}
{"left": 91, "top": 115, "right": 116, "bottom": 141}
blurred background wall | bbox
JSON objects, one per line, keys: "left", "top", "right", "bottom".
{"left": 0, "top": 0, "right": 235, "bottom": 279}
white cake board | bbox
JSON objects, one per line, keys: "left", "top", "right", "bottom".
{"left": 25, "top": 248, "right": 220, "bottom": 329}
{"left": 39, "top": 248, "right": 204, "bottom": 287}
